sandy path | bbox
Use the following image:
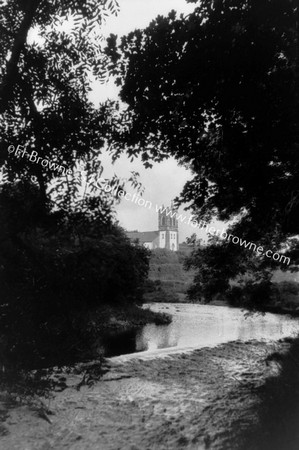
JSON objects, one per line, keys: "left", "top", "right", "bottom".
{"left": 0, "top": 340, "right": 288, "bottom": 450}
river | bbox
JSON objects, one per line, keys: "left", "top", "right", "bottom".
{"left": 106, "top": 303, "right": 299, "bottom": 360}
{"left": 2, "top": 304, "right": 299, "bottom": 450}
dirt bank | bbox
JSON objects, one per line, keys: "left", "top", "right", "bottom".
{"left": 0, "top": 339, "right": 293, "bottom": 450}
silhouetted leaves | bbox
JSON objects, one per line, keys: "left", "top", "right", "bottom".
{"left": 106, "top": 0, "right": 299, "bottom": 241}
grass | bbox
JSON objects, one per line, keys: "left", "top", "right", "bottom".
{"left": 94, "top": 302, "right": 172, "bottom": 335}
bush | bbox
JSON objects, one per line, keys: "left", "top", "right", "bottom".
{"left": 226, "top": 281, "right": 273, "bottom": 310}
{"left": 0, "top": 181, "right": 150, "bottom": 371}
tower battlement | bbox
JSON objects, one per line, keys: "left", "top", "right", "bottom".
{"left": 158, "top": 202, "right": 179, "bottom": 251}
{"left": 126, "top": 201, "right": 179, "bottom": 252}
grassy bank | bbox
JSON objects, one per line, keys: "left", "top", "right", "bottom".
{"left": 94, "top": 303, "right": 172, "bottom": 336}
{"left": 144, "top": 248, "right": 195, "bottom": 302}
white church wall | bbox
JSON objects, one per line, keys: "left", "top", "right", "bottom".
{"left": 159, "top": 231, "right": 166, "bottom": 248}
{"left": 144, "top": 242, "right": 153, "bottom": 250}
{"left": 170, "top": 231, "right": 178, "bottom": 251}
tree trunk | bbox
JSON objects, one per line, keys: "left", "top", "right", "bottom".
{"left": 0, "top": 0, "right": 41, "bottom": 113}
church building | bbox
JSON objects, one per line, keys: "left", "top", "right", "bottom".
{"left": 126, "top": 203, "right": 179, "bottom": 251}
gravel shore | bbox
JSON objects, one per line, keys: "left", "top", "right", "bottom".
{"left": 0, "top": 339, "right": 291, "bottom": 450}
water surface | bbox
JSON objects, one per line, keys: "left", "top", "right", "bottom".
{"left": 105, "top": 303, "right": 299, "bottom": 358}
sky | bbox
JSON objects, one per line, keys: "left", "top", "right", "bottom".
{"left": 101, "top": 0, "right": 196, "bottom": 36}
{"left": 92, "top": 0, "right": 225, "bottom": 243}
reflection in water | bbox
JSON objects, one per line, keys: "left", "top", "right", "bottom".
{"left": 104, "top": 303, "right": 299, "bottom": 358}
{"left": 136, "top": 323, "right": 179, "bottom": 352}
{"left": 103, "top": 330, "right": 137, "bottom": 357}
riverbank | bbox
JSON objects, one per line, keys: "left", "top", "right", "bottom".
{"left": 1, "top": 337, "right": 298, "bottom": 449}
{"left": 238, "top": 336, "right": 299, "bottom": 450}
{"left": 0, "top": 304, "right": 171, "bottom": 409}
{"left": 94, "top": 303, "right": 172, "bottom": 335}
{"left": 146, "top": 295, "right": 299, "bottom": 318}
{"left": 208, "top": 299, "right": 299, "bottom": 317}
{"left": 94, "top": 303, "right": 172, "bottom": 358}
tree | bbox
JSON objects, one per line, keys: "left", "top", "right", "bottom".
{"left": 104, "top": 0, "right": 299, "bottom": 304}
{"left": 0, "top": 1, "right": 153, "bottom": 372}
{"left": 106, "top": 0, "right": 299, "bottom": 247}
{"left": 185, "top": 233, "right": 199, "bottom": 247}
{"left": 184, "top": 234, "right": 274, "bottom": 304}
{"left": 0, "top": 0, "right": 119, "bottom": 206}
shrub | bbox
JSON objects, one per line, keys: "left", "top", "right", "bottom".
{"left": 0, "top": 181, "right": 150, "bottom": 371}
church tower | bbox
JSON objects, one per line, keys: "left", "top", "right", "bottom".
{"left": 158, "top": 201, "right": 179, "bottom": 251}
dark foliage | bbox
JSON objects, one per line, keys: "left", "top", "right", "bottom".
{"left": 239, "top": 337, "right": 299, "bottom": 450}
{"left": 0, "top": 0, "right": 120, "bottom": 210}
{"left": 107, "top": 0, "right": 298, "bottom": 237}
{"left": 0, "top": 0, "right": 153, "bottom": 383}
{"left": 0, "top": 181, "right": 150, "bottom": 371}
{"left": 184, "top": 233, "right": 275, "bottom": 306}
{"left": 106, "top": 0, "right": 299, "bottom": 306}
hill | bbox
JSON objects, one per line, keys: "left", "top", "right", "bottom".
{"left": 143, "top": 248, "right": 195, "bottom": 302}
